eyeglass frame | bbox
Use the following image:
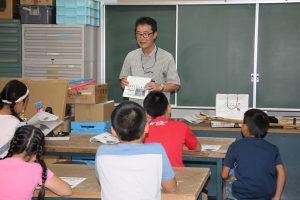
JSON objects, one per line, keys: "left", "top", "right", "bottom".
{"left": 135, "top": 32, "right": 154, "bottom": 39}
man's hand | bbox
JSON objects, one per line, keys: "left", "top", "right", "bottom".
{"left": 120, "top": 78, "right": 129, "bottom": 89}
{"left": 144, "top": 82, "right": 162, "bottom": 92}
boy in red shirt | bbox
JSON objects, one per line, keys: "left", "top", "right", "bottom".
{"left": 143, "top": 91, "right": 201, "bottom": 167}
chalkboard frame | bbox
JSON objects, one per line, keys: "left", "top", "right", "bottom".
{"left": 103, "top": 2, "right": 300, "bottom": 111}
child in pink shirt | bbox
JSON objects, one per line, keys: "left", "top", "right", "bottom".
{"left": 0, "top": 125, "right": 72, "bottom": 200}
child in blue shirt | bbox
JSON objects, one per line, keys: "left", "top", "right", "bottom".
{"left": 222, "top": 109, "right": 286, "bottom": 200}
{"left": 95, "top": 101, "right": 177, "bottom": 200}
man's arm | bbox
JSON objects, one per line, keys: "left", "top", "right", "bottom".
{"left": 162, "top": 83, "right": 180, "bottom": 93}
{"left": 119, "top": 54, "right": 132, "bottom": 88}
{"left": 162, "top": 177, "right": 177, "bottom": 192}
{"left": 272, "top": 164, "right": 286, "bottom": 200}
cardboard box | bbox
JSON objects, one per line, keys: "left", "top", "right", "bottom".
{"left": 75, "top": 100, "right": 114, "bottom": 122}
{"left": 20, "top": 0, "right": 55, "bottom": 5}
{"left": 0, "top": 0, "right": 20, "bottom": 19}
{"left": 54, "top": 116, "right": 74, "bottom": 133}
{"left": 67, "top": 84, "right": 108, "bottom": 104}
{"left": 0, "top": 78, "right": 68, "bottom": 121}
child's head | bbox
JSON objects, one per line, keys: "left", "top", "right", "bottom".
{"left": 5, "top": 125, "right": 47, "bottom": 200}
{"left": 143, "top": 91, "right": 169, "bottom": 119}
{"left": 242, "top": 109, "right": 269, "bottom": 138}
{"left": 0, "top": 80, "right": 29, "bottom": 116}
{"left": 111, "top": 101, "right": 147, "bottom": 142}
{"left": 5, "top": 125, "right": 45, "bottom": 159}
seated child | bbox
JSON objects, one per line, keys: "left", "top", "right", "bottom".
{"left": 95, "top": 101, "right": 177, "bottom": 200}
{"left": 222, "top": 109, "right": 286, "bottom": 200}
{"left": 0, "top": 125, "right": 72, "bottom": 199}
{"left": 0, "top": 80, "right": 29, "bottom": 158}
{"left": 143, "top": 91, "right": 200, "bottom": 167}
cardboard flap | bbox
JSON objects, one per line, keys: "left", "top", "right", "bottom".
{"left": 0, "top": 78, "right": 68, "bottom": 120}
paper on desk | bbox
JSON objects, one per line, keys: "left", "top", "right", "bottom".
{"left": 90, "top": 132, "right": 120, "bottom": 144}
{"left": 60, "top": 177, "right": 86, "bottom": 189}
{"left": 123, "top": 76, "right": 151, "bottom": 100}
{"left": 202, "top": 144, "right": 222, "bottom": 152}
{"left": 183, "top": 114, "right": 203, "bottom": 124}
{"left": 45, "top": 136, "right": 70, "bottom": 141}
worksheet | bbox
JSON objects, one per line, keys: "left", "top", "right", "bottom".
{"left": 123, "top": 76, "right": 151, "bottom": 100}
{"left": 60, "top": 177, "right": 87, "bottom": 188}
{"left": 201, "top": 145, "right": 222, "bottom": 152}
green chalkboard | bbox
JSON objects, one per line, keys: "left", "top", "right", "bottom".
{"left": 177, "top": 4, "right": 255, "bottom": 107}
{"left": 257, "top": 3, "right": 300, "bottom": 109}
{"left": 105, "top": 5, "right": 176, "bottom": 103}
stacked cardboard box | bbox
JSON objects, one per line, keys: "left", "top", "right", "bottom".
{"left": 68, "top": 83, "right": 114, "bottom": 165}
{"left": 68, "top": 83, "right": 114, "bottom": 133}
{"left": 0, "top": 0, "right": 20, "bottom": 19}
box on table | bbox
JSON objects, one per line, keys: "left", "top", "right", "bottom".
{"left": 20, "top": 0, "right": 55, "bottom": 6}
{"left": 0, "top": 0, "right": 20, "bottom": 19}
{"left": 20, "top": 5, "right": 55, "bottom": 24}
{"left": 75, "top": 100, "right": 114, "bottom": 122}
{"left": 54, "top": 115, "right": 74, "bottom": 133}
{"left": 67, "top": 84, "right": 108, "bottom": 104}
{"left": 71, "top": 121, "right": 111, "bottom": 134}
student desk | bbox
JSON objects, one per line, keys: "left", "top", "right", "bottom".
{"left": 45, "top": 135, "right": 235, "bottom": 200}
{"left": 33, "top": 164, "right": 210, "bottom": 200}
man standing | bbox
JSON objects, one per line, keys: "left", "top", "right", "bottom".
{"left": 120, "top": 17, "right": 180, "bottom": 104}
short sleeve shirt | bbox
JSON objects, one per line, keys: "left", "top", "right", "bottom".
{"left": 223, "top": 137, "right": 283, "bottom": 200}
{"left": 0, "top": 115, "right": 20, "bottom": 158}
{"left": 0, "top": 157, "right": 54, "bottom": 200}
{"left": 119, "top": 47, "right": 181, "bottom": 102}
{"left": 144, "top": 116, "right": 199, "bottom": 167}
{"left": 95, "top": 143, "right": 175, "bottom": 200}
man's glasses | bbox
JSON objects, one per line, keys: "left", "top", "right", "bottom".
{"left": 135, "top": 32, "right": 153, "bottom": 39}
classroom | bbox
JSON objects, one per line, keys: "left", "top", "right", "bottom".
{"left": 1, "top": 0, "right": 300, "bottom": 199}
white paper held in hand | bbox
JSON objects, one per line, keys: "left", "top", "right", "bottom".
{"left": 123, "top": 76, "right": 151, "bottom": 100}
{"left": 26, "top": 111, "right": 63, "bottom": 136}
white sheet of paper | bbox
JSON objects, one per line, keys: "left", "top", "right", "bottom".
{"left": 183, "top": 115, "right": 203, "bottom": 124}
{"left": 60, "top": 177, "right": 86, "bottom": 189}
{"left": 90, "top": 132, "right": 120, "bottom": 144}
{"left": 123, "top": 76, "right": 151, "bottom": 100}
{"left": 202, "top": 144, "right": 222, "bottom": 151}
{"left": 45, "top": 136, "right": 70, "bottom": 141}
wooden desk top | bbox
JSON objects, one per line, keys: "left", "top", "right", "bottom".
{"left": 34, "top": 164, "right": 210, "bottom": 200}
{"left": 188, "top": 120, "right": 300, "bottom": 134}
{"left": 45, "top": 134, "right": 235, "bottom": 158}
{"left": 184, "top": 137, "right": 235, "bottom": 159}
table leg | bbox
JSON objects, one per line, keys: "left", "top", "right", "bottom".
{"left": 216, "top": 158, "right": 223, "bottom": 200}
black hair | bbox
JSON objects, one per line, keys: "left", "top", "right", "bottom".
{"left": 243, "top": 109, "right": 269, "bottom": 138}
{"left": 143, "top": 91, "right": 168, "bottom": 119}
{"left": 3, "top": 125, "right": 47, "bottom": 200}
{"left": 135, "top": 16, "right": 157, "bottom": 33}
{"left": 111, "top": 101, "right": 147, "bottom": 141}
{"left": 0, "top": 80, "right": 28, "bottom": 121}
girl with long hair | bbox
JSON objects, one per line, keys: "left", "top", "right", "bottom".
{"left": 0, "top": 80, "right": 29, "bottom": 157}
{"left": 0, "top": 125, "right": 72, "bottom": 199}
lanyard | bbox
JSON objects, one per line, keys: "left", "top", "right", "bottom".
{"left": 141, "top": 47, "right": 158, "bottom": 75}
